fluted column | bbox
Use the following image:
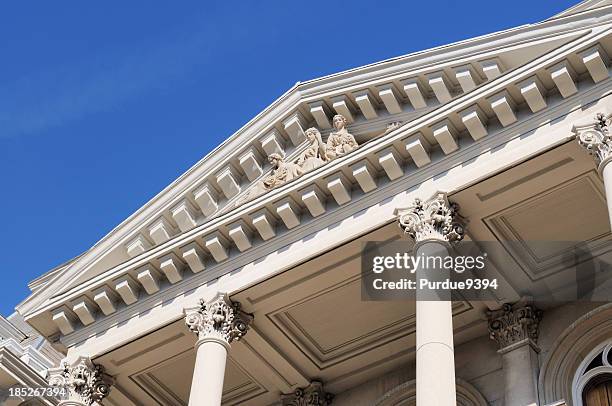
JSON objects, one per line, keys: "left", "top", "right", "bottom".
{"left": 396, "top": 192, "right": 465, "bottom": 406}
{"left": 184, "top": 292, "right": 253, "bottom": 406}
{"left": 487, "top": 303, "right": 542, "bottom": 406}
{"left": 281, "top": 380, "right": 334, "bottom": 406}
{"left": 47, "top": 356, "right": 113, "bottom": 406}
{"left": 576, "top": 113, "right": 612, "bottom": 227}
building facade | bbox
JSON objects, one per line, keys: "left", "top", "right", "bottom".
{"left": 0, "top": 313, "right": 63, "bottom": 405}
{"left": 9, "top": 1, "right": 612, "bottom": 405}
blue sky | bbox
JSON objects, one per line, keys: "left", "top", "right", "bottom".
{"left": 0, "top": 1, "right": 578, "bottom": 316}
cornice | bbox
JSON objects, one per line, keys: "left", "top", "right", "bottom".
{"left": 299, "top": 5, "right": 611, "bottom": 94}
{"left": 17, "top": 11, "right": 610, "bottom": 315}
{"left": 549, "top": 1, "right": 611, "bottom": 20}
{"left": 0, "top": 338, "right": 56, "bottom": 373}
{"left": 0, "top": 347, "right": 58, "bottom": 405}
{"left": 16, "top": 87, "right": 302, "bottom": 313}
{"left": 25, "top": 25, "right": 612, "bottom": 314}
{"left": 18, "top": 15, "right": 612, "bottom": 334}
{"left": 16, "top": 87, "right": 301, "bottom": 286}
{"left": 38, "top": 65, "right": 612, "bottom": 347}
{"left": 60, "top": 83, "right": 612, "bottom": 348}
{"left": 0, "top": 315, "right": 27, "bottom": 342}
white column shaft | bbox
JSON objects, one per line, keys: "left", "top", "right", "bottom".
{"left": 602, "top": 162, "right": 612, "bottom": 228}
{"left": 188, "top": 339, "right": 228, "bottom": 406}
{"left": 415, "top": 241, "right": 456, "bottom": 406}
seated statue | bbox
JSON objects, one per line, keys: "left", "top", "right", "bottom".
{"left": 235, "top": 153, "right": 304, "bottom": 205}
{"left": 325, "top": 114, "right": 358, "bottom": 160}
{"left": 298, "top": 127, "right": 327, "bottom": 172}
{"left": 263, "top": 153, "right": 304, "bottom": 188}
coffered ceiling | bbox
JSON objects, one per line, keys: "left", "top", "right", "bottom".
{"left": 92, "top": 138, "right": 612, "bottom": 405}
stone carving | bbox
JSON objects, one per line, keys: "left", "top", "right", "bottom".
{"left": 576, "top": 112, "right": 612, "bottom": 171}
{"left": 235, "top": 114, "right": 400, "bottom": 206}
{"left": 236, "top": 152, "right": 305, "bottom": 205}
{"left": 486, "top": 302, "right": 542, "bottom": 349}
{"left": 47, "top": 356, "right": 113, "bottom": 406}
{"left": 265, "top": 153, "right": 305, "bottom": 187}
{"left": 234, "top": 114, "right": 361, "bottom": 206}
{"left": 325, "top": 114, "right": 358, "bottom": 160}
{"left": 384, "top": 121, "right": 403, "bottom": 134}
{"left": 298, "top": 127, "right": 328, "bottom": 172}
{"left": 184, "top": 293, "right": 253, "bottom": 345}
{"left": 397, "top": 192, "right": 465, "bottom": 243}
{"left": 281, "top": 381, "right": 334, "bottom": 406}
{"left": 220, "top": 113, "right": 407, "bottom": 212}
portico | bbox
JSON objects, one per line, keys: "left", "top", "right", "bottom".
{"left": 11, "top": 1, "right": 612, "bottom": 405}
{"left": 39, "top": 123, "right": 612, "bottom": 404}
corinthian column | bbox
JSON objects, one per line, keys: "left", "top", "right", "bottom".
{"left": 396, "top": 192, "right": 465, "bottom": 406}
{"left": 487, "top": 303, "right": 542, "bottom": 406}
{"left": 47, "top": 356, "right": 113, "bottom": 406}
{"left": 184, "top": 292, "right": 253, "bottom": 406}
{"left": 576, "top": 113, "right": 612, "bottom": 227}
{"left": 281, "top": 380, "right": 334, "bottom": 406}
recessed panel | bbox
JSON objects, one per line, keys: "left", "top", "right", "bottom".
{"left": 276, "top": 278, "right": 416, "bottom": 359}
{"left": 136, "top": 352, "right": 264, "bottom": 405}
{"left": 486, "top": 172, "right": 611, "bottom": 279}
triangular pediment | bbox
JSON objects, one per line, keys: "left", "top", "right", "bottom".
{"left": 17, "top": 2, "right": 612, "bottom": 336}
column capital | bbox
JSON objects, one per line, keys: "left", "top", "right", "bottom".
{"left": 281, "top": 380, "right": 334, "bottom": 406}
{"left": 396, "top": 192, "right": 465, "bottom": 244}
{"left": 184, "top": 292, "right": 253, "bottom": 346}
{"left": 47, "top": 356, "right": 113, "bottom": 406}
{"left": 575, "top": 112, "right": 612, "bottom": 173}
{"left": 486, "top": 302, "right": 542, "bottom": 351}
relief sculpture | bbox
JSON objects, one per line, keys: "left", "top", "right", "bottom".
{"left": 236, "top": 153, "right": 304, "bottom": 205}
{"left": 297, "top": 127, "right": 327, "bottom": 172}
{"left": 325, "top": 114, "right": 358, "bottom": 160}
{"left": 235, "top": 114, "right": 400, "bottom": 206}
{"left": 265, "top": 153, "right": 304, "bottom": 188}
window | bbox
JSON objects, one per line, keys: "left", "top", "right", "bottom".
{"left": 575, "top": 342, "right": 612, "bottom": 406}
{"left": 583, "top": 374, "right": 612, "bottom": 406}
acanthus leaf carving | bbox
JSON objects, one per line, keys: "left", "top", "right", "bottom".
{"left": 486, "top": 302, "right": 542, "bottom": 350}
{"left": 576, "top": 112, "right": 612, "bottom": 172}
{"left": 281, "top": 381, "right": 334, "bottom": 406}
{"left": 47, "top": 356, "right": 113, "bottom": 406}
{"left": 184, "top": 292, "right": 253, "bottom": 345}
{"left": 396, "top": 192, "right": 465, "bottom": 244}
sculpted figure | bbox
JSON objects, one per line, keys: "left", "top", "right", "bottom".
{"left": 263, "top": 153, "right": 304, "bottom": 188}
{"left": 385, "top": 121, "right": 403, "bottom": 134}
{"left": 325, "top": 114, "right": 358, "bottom": 160}
{"left": 235, "top": 153, "right": 304, "bottom": 205}
{"left": 298, "top": 127, "right": 327, "bottom": 172}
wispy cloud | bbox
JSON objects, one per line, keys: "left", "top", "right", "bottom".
{"left": 0, "top": 15, "right": 219, "bottom": 138}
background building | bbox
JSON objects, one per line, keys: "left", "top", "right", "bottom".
{"left": 0, "top": 313, "right": 62, "bottom": 405}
